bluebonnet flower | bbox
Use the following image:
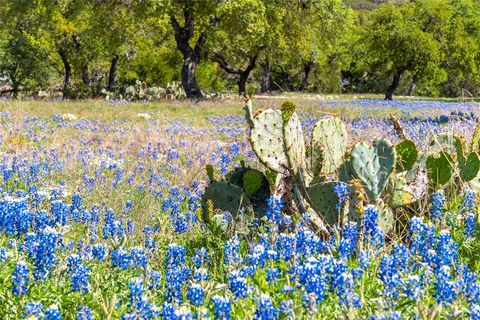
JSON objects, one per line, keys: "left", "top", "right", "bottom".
{"left": 166, "top": 244, "right": 186, "bottom": 266}
{"left": 436, "top": 230, "right": 458, "bottom": 267}
{"left": 187, "top": 284, "right": 205, "bottom": 306}
{"left": 23, "top": 302, "right": 43, "bottom": 318}
{"left": 430, "top": 190, "right": 445, "bottom": 223}
{"left": 471, "top": 304, "right": 480, "bottom": 320}
{"left": 362, "top": 205, "right": 384, "bottom": 247}
{"left": 92, "top": 244, "right": 105, "bottom": 261}
{"left": 131, "top": 247, "right": 148, "bottom": 269}
{"left": 229, "top": 272, "right": 249, "bottom": 300}
{"left": 128, "top": 279, "right": 145, "bottom": 307}
{"left": 462, "top": 188, "right": 475, "bottom": 212}
{"left": 76, "top": 306, "right": 93, "bottom": 320}
{"left": 148, "top": 270, "right": 162, "bottom": 292}
{"left": 12, "top": 261, "right": 30, "bottom": 296}
{"left": 193, "top": 268, "right": 209, "bottom": 282}
{"left": 71, "top": 264, "right": 90, "bottom": 293}
{"left": 358, "top": 250, "right": 371, "bottom": 269}
{"left": 266, "top": 268, "right": 281, "bottom": 283}
{"left": 144, "top": 226, "right": 156, "bottom": 253}
{"left": 255, "top": 294, "right": 278, "bottom": 320}
{"left": 405, "top": 275, "right": 423, "bottom": 300}
{"left": 276, "top": 234, "right": 295, "bottom": 261}
{"left": 336, "top": 272, "right": 361, "bottom": 309}
{"left": 465, "top": 212, "right": 477, "bottom": 238}
{"left": 212, "top": 296, "right": 232, "bottom": 320}
{"left": 434, "top": 265, "right": 456, "bottom": 304}
{"left": 224, "top": 236, "right": 241, "bottom": 265}
{"left": 339, "top": 223, "right": 358, "bottom": 257}
{"left": 379, "top": 255, "right": 401, "bottom": 305}
{"left": 333, "top": 182, "right": 349, "bottom": 209}
{"left": 111, "top": 247, "right": 131, "bottom": 270}
{"left": 0, "top": 247, "right": 8, "bottom": 262}
{"left": 44, "top": 305, "right": 62, "bottom": 320}
{"left": 66, "top": 254, "right": 82, "bottom": 274}
{"left": 33, "top": 227, "right": 58, "bottom": 281}
{"left": 266, "top": 196, "right": 284, "bottom": 226}
{"left": 192, "top": 247, "right": 209, "bottom": 268}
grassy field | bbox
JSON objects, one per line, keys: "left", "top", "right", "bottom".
{"left": 0, "top": 97, "right": 480, "bottom": 319}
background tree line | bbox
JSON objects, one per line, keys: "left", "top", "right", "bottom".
{"left": 0, "top": 0, "right": 479, "bottom": 100}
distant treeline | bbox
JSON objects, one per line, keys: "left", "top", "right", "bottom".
{"left": 1, "top": 0, "right": 479, "bottom": 100}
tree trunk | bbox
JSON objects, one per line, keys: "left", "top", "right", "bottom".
{"left": 260, "top": 60, "right": 271, "bottom": 93}
{"left": 107, "top": 54, "right": 120, "bottom": 91}
{"left": 238, "top": 73, "right": 249, "bottom": 96}
{"left": 81, "top": 61, "right": 90, "bottom": 88}
{"left": 385, "top": 70, "right": 403, "bottom": 100}
{"left": 407, "top": 79, "right": 417, "bottom": 96}
{"left": 170, "top": 10, "right": 216, "bottom": 100}
{"left": 298, "top": 61, "right": 313, "bottom": 91}
{"left": 181, "top": 55, "right": 202, "bottom": 99}
{"left": 59, "top": 50, "right": 72, "bottom": 100}
{"left": 12, "top": 82, "right": 19, "bottom": 99}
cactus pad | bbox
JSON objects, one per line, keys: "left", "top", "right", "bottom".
{"left": 460, "top": 152, "right": 480, "bottom": 182}
{"left": 350, "top": 139, "right": 396, "bottom": 201}
{"left": 312, "top": 116, "right": 348, "bottom": 175}
{"left": 395, "top": 140, "right": 418, "bottom": 172}
{"left": 249, "top": 108, "right": 289, "bottom": 173}
{"left": 227, "top": 167, "right": 271, "bottom": 217}
{"left": 306, "top": 180, "right": 347, "bottom": 226}
{"left": 201, "top": 182, "right": 251, "bottom": 222}
{"left": 426, "top": 151, "right": 454, "bottom": 187}
{"left": 283, "top": 107, "right": 306, "bottom": 179}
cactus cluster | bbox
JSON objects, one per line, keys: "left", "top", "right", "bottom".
{"left": 201, "top": 164, "right": 271, "bottom": 222}
{"left": 202, "top": 99, "right": 480, "bottom": 233}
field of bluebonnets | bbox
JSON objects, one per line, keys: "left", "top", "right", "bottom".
{"left": 2, "top": 96, "right": 480, "bottom": 320}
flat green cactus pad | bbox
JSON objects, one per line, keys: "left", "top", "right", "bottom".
{"left": 249, "top": 109, "right": 289, "bottom": 173}
{"left": 227, "top": 167, "right": 271, "bottom": 217}
{"left": 312, "top": 116, "right": 348, "bottom": 175}
{"left": 351, "top": 139, "right": 396, "bottom": 201}
{"left": 201, "top": 182, "right": 251, "bottom": 222}
{"left": 306, "top": 180, "right": 347, "bottom": 226}
{"left": 283, "top": 109, "right": 306, "bottom": 179}
{"left": 460, "top": 152, "right": 480, "bottom": 182}
{"left": 395, "top": 140, "right": 418, "bottom": 172}
{"left": 426, "top": 151, "right": 454, "bottom": 187}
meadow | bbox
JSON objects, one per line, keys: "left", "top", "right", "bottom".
{"left": 1, "top": 96, "right": 480, "bottom": 319}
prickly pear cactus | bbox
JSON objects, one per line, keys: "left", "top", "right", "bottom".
{"left": 226, "top": 167, "right": 271, "bottom": 217}
{"left": 460, "top": 152, "right": 480, "bottom": 182}
{"left": 395, "top": 140, "right": 418, "bottom": 172}
{"left": 452, "top": 134, "right": 480, "bottom": 182}
{"left": 311, "top": 116, "right": 348, "bottom": 175}
{"left": 350, "top": 139, "right": 396, "bottom": 201}
{"left": 282, "top": 101, "right": 306, "bottom": 179}
{"left": 201, "top": 182, "right": 251, "bottom": 222}
{"left": 245, "top": 100, "right": 288, "bottom": 173}
{"left": 392, "top": 164, "right": 429, "bottom": 208}
{"left": 306, "top": 180, "right": 348, "bottom": 226}
{"left": 426, "top": 151, "right": 454, "bottom": 187}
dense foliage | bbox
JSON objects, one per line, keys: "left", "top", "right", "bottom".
{"left": 1, "top": 0, "right": 480, "bottom": 100}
